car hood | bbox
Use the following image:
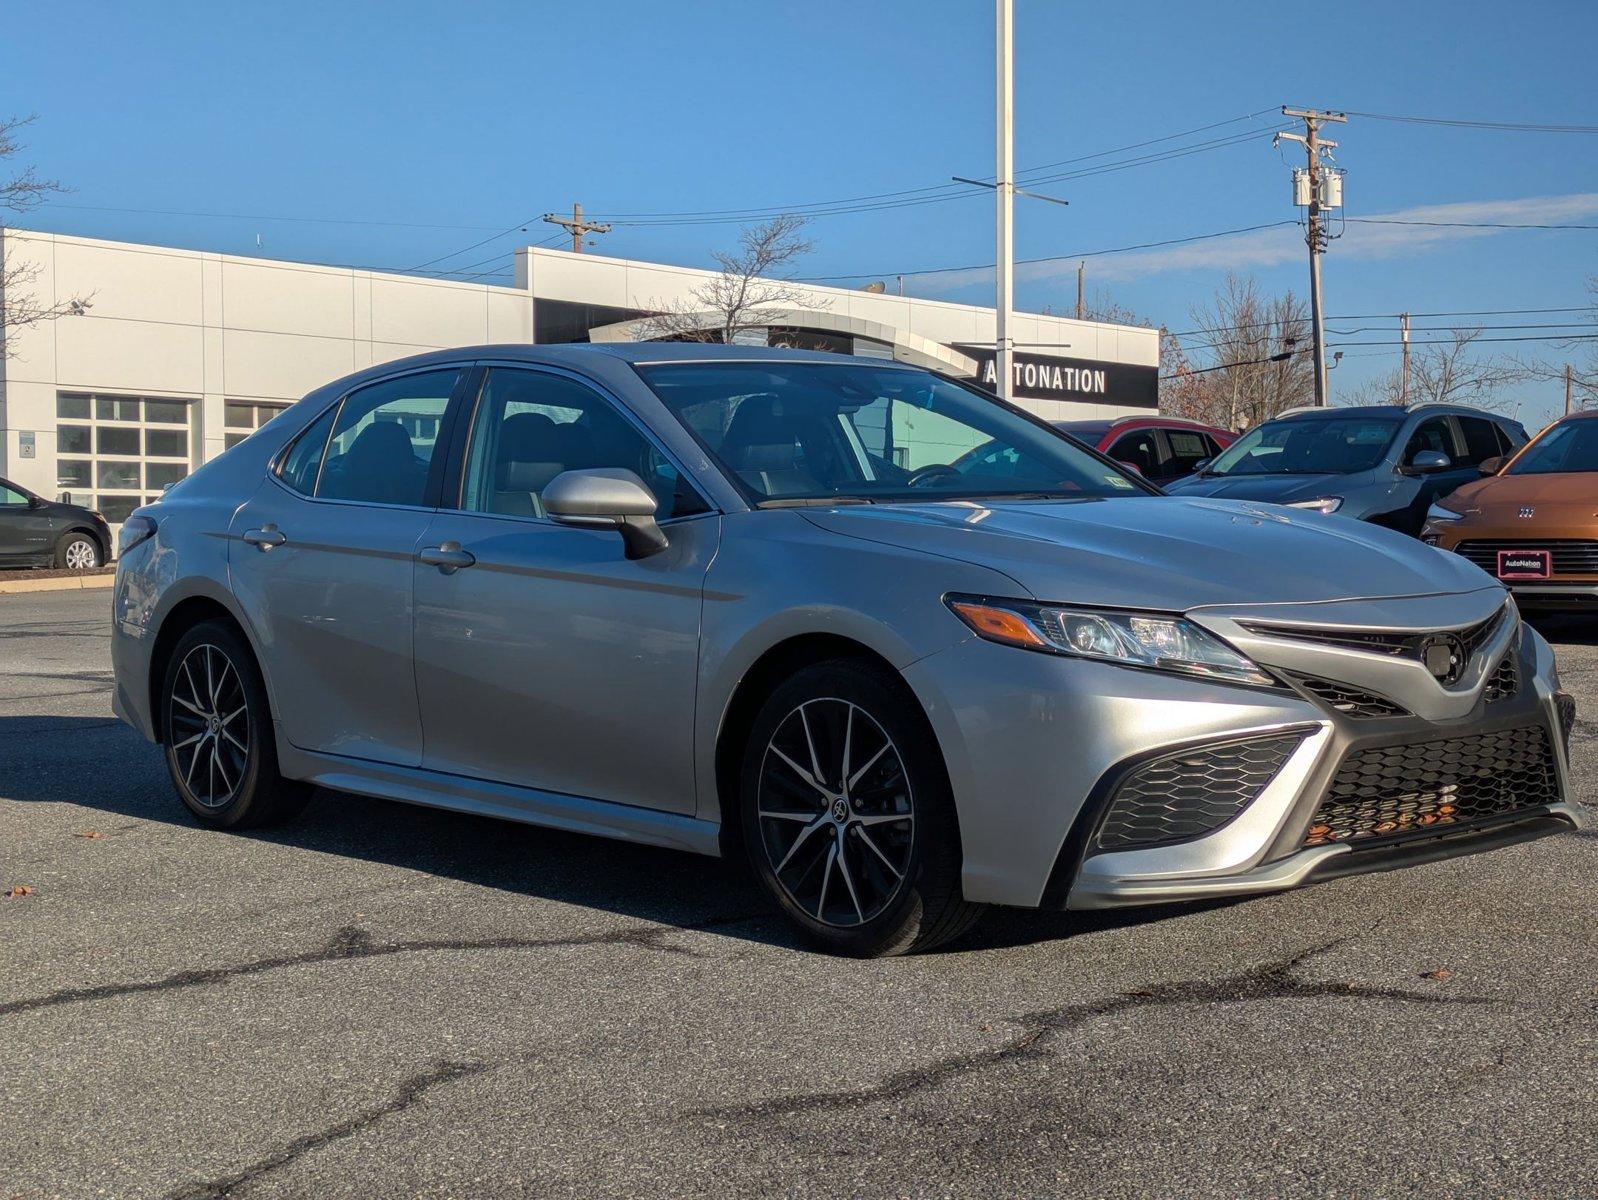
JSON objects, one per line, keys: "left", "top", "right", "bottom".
{"left": 802, "top": 496, "right": 1495, "bottom": 610}
{"left": 1162, "top": 471, "right": 1357, "bottom": 504}
{"left": 1444, "top": 471, "right": 1598, "bottom": 517}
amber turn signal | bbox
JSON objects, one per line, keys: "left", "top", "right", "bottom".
{"left": 948, "top": 600, "right": 1048, "bottom": 649}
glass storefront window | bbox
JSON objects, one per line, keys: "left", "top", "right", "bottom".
{"left": 56, "top": 391, "right": 196, "bottom": 523}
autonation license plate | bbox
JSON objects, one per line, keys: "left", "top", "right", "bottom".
{"left": 1498, "top": 549, "right": 1552, "bottom": 580}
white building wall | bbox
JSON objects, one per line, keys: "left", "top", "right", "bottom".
{"left": 0, "top": 230, "right": 534, "bottom": 514}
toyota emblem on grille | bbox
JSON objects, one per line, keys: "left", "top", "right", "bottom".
{"left": 1420, "top": 633, "right": 1466, "bottom": 685}
{"left": 1518, "top": 506, "right": 1535, "bottom": 519}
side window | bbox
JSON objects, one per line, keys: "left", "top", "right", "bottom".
{"left": 1456, "top": 417, "right": 1502, "bottom": 467}
{"left": 1108, "top": 430, "right": 1162, "bottom": 477}
{"left": 459, "top": 368, "right": 706, "bottom": 520}
{"left": 1163, "top": 429, "right": 1211, "bottom": 476}
{"left": 1496, "top": 422, "right": 1527, "bottom": 455}
{"left": 0, "top": 482, "right": 29, "bottom": 506}
{"left": 1402, "top": 418, "right": 1454, "bottom": 465}
{"left": 317, "top": 370, "right": 460, "bottom": 506}
{"left": 278, "top": 405, "right": 338, "bottom": 496}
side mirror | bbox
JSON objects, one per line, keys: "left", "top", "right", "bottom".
{"left": 1406, "top": 450, "right": 1452, "bottom": 474}
{"left": 1477, "top": 455, "right": 1503, "bottom": 475}
{"left": 1191, "top": 458, "right": 1211, "bottom": 474}
{"left": 543, "top": 468, "right": 669, "bottom": 559}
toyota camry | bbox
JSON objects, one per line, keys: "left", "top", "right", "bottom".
{"left": 110, "top": 345, "right": 1586, "bottom": 955}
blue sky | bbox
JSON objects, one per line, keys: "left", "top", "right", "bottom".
{"left": 5, "top": 0, "right": 1595, "bottom": 426}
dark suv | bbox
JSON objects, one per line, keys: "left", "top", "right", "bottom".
{"left": 0, "top": 477, "right": 111, "bottom": 569}
{"left": 1164, "top": 404, "right": 1528, "bottom": 536}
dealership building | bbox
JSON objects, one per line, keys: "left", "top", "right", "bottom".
{"left": 0, "top": 227, "right": 1159, "bottom": 525}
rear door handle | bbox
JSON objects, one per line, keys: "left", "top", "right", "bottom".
{"left": 417, "top": 541, "right": 476, "bottom": 574}
{"left": 242, "top": 525, "right": 287, "bottom": 550}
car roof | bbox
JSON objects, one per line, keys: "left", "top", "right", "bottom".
{"left": 1273, "top": 403, "right": 1507, "bottom": 422}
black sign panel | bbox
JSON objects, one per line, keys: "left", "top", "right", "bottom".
{"left": 956, "top": 346, "right": 1159, "bottom": 409}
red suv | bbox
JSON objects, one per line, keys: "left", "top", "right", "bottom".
{"left": 1056, "top": 417, "right": 1236, "bottom": 488}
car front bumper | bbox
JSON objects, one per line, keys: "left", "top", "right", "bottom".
{"left": 904, "top": 602, "right": 1585, "bottom": 911}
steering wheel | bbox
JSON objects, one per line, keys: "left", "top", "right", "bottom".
{"left": 906, "top": 464, "right": 962, "bottom": 487}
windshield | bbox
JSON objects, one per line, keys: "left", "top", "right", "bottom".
{"left": 1508, "top": 419, "right": 1598, "bottom": 475}
{"left": 634, "top": 361, "right": 1149, "bottom": 504}
{"left": 1203, "top": 416, "right": 1401, "bottom": 477}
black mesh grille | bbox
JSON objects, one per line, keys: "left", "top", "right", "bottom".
{"left": 1097, "top": 734, "right": 1304, "bottom": 850}
{"left": 1455, "top": 539, "right": 1598, "bottom": 576}
{"left": 1285, "top": 672, "right": 1410, "bottom": 718}
{"left": 1241, "top": 605, "right": 1507, "bottom": 662}
{"left": 1484, "top": 654, "right": 1518, "bottom": 704}
{"left": 1304, "top": 724, "right": 1559, "bottom": 849}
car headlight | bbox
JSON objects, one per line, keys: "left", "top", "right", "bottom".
{"left": 1425, "top": 501, "right": 1465, "bottom": 523}
{"left": 946, "top": 595, "right": 1275, "bottom": 687}
{"left": 117, "top": 514, "right": 158, "bottom": 556}
{"left": 1286, "top": 497, "right": 1342, "bottom": 514}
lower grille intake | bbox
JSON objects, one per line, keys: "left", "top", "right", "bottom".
{"left": 1484, "top": 654, "right": 1518, "bottom": 704}
{"left": 1096, "top": 734, "right": 1304, "bottom": 850}
{"left": 1304, "top": 724, "right": 1559, "bottom": 849}
{"left": 1285, "top": 672, "right": 1409, "bottom": 718}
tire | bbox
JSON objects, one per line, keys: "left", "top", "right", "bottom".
{"left": 56, "top": 532, "right": 101, "bottom": 570}
{"left": 160, "top": 619, "right": 311, "bottom": 829}
{"left": 739, "top": 659, "right": 983, "bottom": 957}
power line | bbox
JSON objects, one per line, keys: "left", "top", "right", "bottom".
{"left": 405, "top": 212, "right": 544, "bottom": 271}
{"left": 799, "top": 220, "right": 1300, "bottom": 282}
{"left": 37, "top": 201, "right": 506, "bottom": 231}
{"left": 1346, "top": 216, "right": 1598, "bottom": 231}
{"left": 1168, "top": 305, "right": 1593, "bottom": 339}
{"left": 1341, "top": 109, "right": 1598, "bottom": 134}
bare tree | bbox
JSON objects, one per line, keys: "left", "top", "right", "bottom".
{"left": 1344, "top": 328, "right": 1529, "bottom": 415}
{"left": 635, "top": 214, "right": 827, "bottom": 344}
{"left": 1077, "top": 288, "right": 1201, "bottom": 417}
{"left": 1, "top": 115, "right": 86, "bottom": 357}
{"left": 1158, "top": 274, "right": 1313, "bottom": 430}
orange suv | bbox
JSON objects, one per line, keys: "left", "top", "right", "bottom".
{"left": 1423, "top": 409, "right": 1598, "bottom": 610}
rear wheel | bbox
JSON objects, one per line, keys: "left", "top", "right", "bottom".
{"left": 56, "top": 532, "right": 100, "bottom": 570}
{"left": 740, "top": 660, "right": 982, "bottom": 957}
{"left": 160, "top": 619, "right": 311, "bottom": 829}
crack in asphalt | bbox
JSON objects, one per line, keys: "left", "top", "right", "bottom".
{"left": 163, "top": 1057, "right": 488, "bottom": 1200}
{"left": 0, "top": 918, "right": 762, "bottom": 1019}
{"left": 700, "top": 935, "right": 1501, "bottom": 1121}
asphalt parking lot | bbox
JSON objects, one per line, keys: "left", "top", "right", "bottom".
{"left": 2, "top": 588, "right": 1596, "bottom": 1199}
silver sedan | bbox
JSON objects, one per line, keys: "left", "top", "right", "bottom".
{"left": 110, "top": 345, "right": 1587, "bottom": 955}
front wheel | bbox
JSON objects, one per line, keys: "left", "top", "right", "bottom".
{"left": 160, "top": 619, "right": 311, "bottom": 829}
{"left": 56, "top": 532, "right": 100, "bottom": 570}
{"left": 740, "top": 660, "right": 982, "bottom": 956}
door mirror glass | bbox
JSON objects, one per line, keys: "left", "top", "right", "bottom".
{"left": 1477, "top": 455, "right": 1503, "bottom": 475}
{"left": 544, "top": 468, "right": 668, "bottom": 559}
{"left": 1191, "top": 458, "right": 1211, "bottom": 475}
{"left": 1407, "top": 449, "right": 1452, "bottom": 474}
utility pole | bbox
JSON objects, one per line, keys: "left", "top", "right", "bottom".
{"left": 1400, "top": 312, "right": 1411, "bottom": 404}
{"left": 1567, "top": 363, "right": 1575, "bottom": 415}
{"left": 541, "top": 203, "right": 611, "bottom": 254}
{"left": 994, "top": 0, "right": 1014, "bottom": 402}
{"left": 1277, "top": 107, "right": 1346, "bottom": 407}
{"left": 1076, "top": 261, "right": 1085, "bottom": 320}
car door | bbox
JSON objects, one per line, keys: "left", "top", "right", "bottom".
{"left": 0, "top": 479, "right": 56, "bottom": 562}
{"left": 1106, "top": 428, "right": 1164, "bottom": 483}
{"left": 411, "top": 364, "right": 717, "bottom": 814}
{"left": 227, "top": 365, "right": 469, "bottom": 767}
{"left": 1158, "top": 428, "right": 1213, "bottom": 485}
{"left": 1392, "top": 415, "right": 1473, "bottom": 534}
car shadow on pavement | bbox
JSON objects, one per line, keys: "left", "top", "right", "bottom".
{"left": 1, "top": 714, "right": 1206, "bottom": 956}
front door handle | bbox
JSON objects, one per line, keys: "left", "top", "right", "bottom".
{"left": 242, "top": 524, "right": 287, "bottom": 551}
{"left": 417, "top": 541, "right": 476, "bottom": 574}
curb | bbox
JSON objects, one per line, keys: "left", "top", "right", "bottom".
{"left": 0, "top": 574, "right": 116, "bottom": 595}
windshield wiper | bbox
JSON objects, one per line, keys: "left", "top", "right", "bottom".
{"left": 755, "top": 496, "right": 877, "bottom": 508}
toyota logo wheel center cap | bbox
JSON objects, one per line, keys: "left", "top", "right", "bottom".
{"left": 831, "top": 798, "right": 850, "bottom": 823}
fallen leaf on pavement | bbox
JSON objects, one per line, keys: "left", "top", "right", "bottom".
{"left": 1420, "top": 968, "right": 1454, "bottom": 981}
{"left": 73, "top": 830, "right": 105, "bottom": 840}
{"left": 5, "top": 885, "right": 34, "bottom": 899}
